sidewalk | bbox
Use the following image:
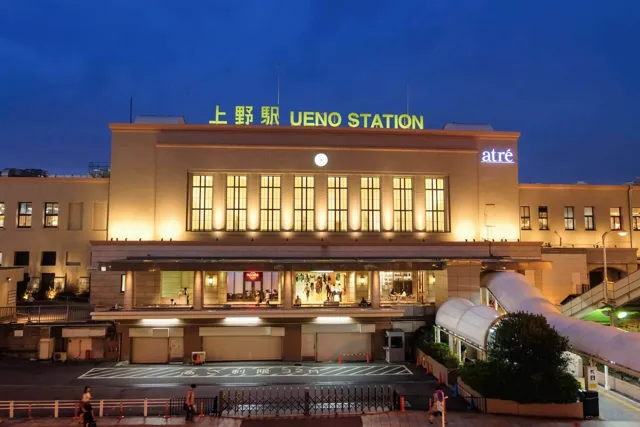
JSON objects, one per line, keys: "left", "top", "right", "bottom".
{"left": 2, "top": 412, "right": 640, "bottom": 427}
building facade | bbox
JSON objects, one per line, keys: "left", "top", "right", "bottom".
{"left": 0, "top": 122, "right": 638, "bottom": 363}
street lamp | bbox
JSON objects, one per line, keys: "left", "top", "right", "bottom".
{"left": 602, "top": 229, "right": 627, "bottom": 304}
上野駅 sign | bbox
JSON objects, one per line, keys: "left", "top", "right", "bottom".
{"left": 209, "top": 105, "right": 425, "bottom": 130}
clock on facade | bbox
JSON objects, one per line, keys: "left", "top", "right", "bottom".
{"left": 314, "top": 153, "right": 328, "bottom": 167}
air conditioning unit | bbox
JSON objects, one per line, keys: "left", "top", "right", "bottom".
{"left": 53, "top": 352, "right": 67, "bottom": 362}
{"left": 191, "top": 351, "right": 206, "bottom": 365}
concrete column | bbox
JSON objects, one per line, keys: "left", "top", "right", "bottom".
{"left": 435, "top": 327, "right": 441, "bottom": 343}
{"left": 367, "top": 271, "right": 372, "bottom": 301}
{"left": 456, "top": 338, "right": 463, "bottom": 362}
{"left": 284, "top": 271, "right": 293, "bottom": 309}
{"left": 193, "top": 270, "right": 203, "bottom": 310}
{"left": 372, "top": 271, "right": 381, "bottom": 309}
{"left": 217, "top": 272, "right": 227, "bottom": 304}
{"left": 347, "top": 272, "right": 356, "bottom": 303}
{"left": 124, "top": 271, "right": 134, "bottom": 310}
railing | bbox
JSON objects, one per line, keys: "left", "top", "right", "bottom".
{"left": 0, "top": 305, "right": 92, "bottom": 324}
{"left": 457, "top": 383, "right": 488, "bottom": 414}
{"left": 1, "top": 387, "right": 395, "bottom": 419}
{"left": 216, "top": 385, "right": 395, "bottom": 417}
{"left": 561, "top": 269, "right": 640, "bottom": 317}
{"left": 0, "top": 399, "right": 170, "bottom": 419}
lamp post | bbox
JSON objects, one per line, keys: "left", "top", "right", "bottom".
{"left": 601, "top": 229, "right": 627, "bottom": 326}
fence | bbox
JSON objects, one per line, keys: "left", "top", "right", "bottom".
{"left": 457, "top": 383, "right": 488, "bottom": 413}
{"left": 0, "top": 399, "right": 170, "bottom": 419}
{"left": 0, "top": 305, "right": 92, "bottom": 324}
{"left": 217, "top": 385, "right": 395, "bottom": 417}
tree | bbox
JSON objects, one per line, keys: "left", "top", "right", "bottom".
{"left": 460, "top": 312, "right": 580, "bottom": 404}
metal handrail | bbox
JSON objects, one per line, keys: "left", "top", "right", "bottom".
{"left": 0, "top": 305, "right": 92, "bottom": 324}
{"left": 0, "top": 398, "right": 170, "bottom": 419}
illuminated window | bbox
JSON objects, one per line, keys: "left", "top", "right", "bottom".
{"left": 393, "top": 177, "right": 413, "bottom": 232}
{"left": 328, "top": 176, "right": 348, "bottom": 232}
{"left": 17, "top": 202, "right": 32, "bottom": 228}
{"left": 564, "top": 206, "right": 575, "bottom": 231}
{"left": 120, "top": 274, "right": 126, "bottom": 293}
{"left": 360, "top": 177, "right": 381, "bottom": 232}
{"left": 260, "top": 176, "right": 281, "bottom": 231}
{"left": 0, "top": 202, "right": 4, "bottom": 228}
{"left": 44, "top": 202, "right": 59, "bottom": 228}
{"left": 294, "top": 176, "right": 314, "bottom": 231}
{"left": 538, "top": 206, "right": 548, "bottom": 230}
{"left": 190, "top": 175, "right": 213, "bottom": 231}
{"left": 633, "top": 208, "right": 640, "bottom": 231}
{"left": 584, "top": 207, "right": 595, "bottom": 231}
{"left": 425, "top": 178, "right": 447, "bottom": 232}
{"left": 610, "top": 207, "right": 622, "bottom": 230}
{"left": 520, "top": 206, "right": 531, "bottom": 230}
{"left": 226, "top": 175, "right": 247, "bottom": 231}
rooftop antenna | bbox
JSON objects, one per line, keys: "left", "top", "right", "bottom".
{"left": 129, "top": 96, "right": 133, "bottom": 123}
{"left": 277, "top": 63, "right": 281, "bottom": 106}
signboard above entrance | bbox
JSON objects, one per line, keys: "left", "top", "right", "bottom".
{"left": 208, "top": 105, "right": 425, "bottom": 130}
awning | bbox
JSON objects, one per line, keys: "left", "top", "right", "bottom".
{"left": 62, "top": 327, "right": 107, "bottom": 338}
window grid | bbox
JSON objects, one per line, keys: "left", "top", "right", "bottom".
{"left": 360, "top": 177, "right": 381, "bottom": 232}
{"left": 538, "top": 206, "right": 549, "bottom": 230}
{"left": 190, "top": 175, "right": 213, "bottom": 231}
{"left": 564, "top": 206, "right": 575, "bottom": 230}
{"left": 584, "top": 207, "right": 595, "bottom": 231}
{"left": 294, "top": 176, "right": 314, "bottom": 231}
{"left": 44, "top": 202, "right": 59, "bottom": 228}
{"left": 610, "top": 207, "right": 622, "bottom": 230}
{"left": 393, "top": 177, "right": 413, "bottom": 232}
{"left": 328, "top": 176, "right": 348, "bottom": 232}
{"left": 18, "top": 202, "right": 32, "bottom": 228}
{"left": 520, "top": 206, "right": 531, "bottom": 230}
{"left": 0, "top": 202, "right": 4, "bottom": 228}
{"left": 226, "top": 175, "right": 247, "bottom": 231}
{"left": 260, "top": 176, "right": 281, "bottom": 231}
{"left": 425, "top": 178, "right": 446, "bottom": 232}
{"left": 633, "top": 208, "right": 640, "bottom": 231}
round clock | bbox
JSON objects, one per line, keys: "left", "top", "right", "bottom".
{"left": 314, "top": 153, "right": 328, "bottom": 167}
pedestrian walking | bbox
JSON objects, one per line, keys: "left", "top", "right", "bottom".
{"left": 428, "top": 387, "right": 446, "bottom": 424}
{"left": 184, "top": 384, "right": 197, "bottom": 422}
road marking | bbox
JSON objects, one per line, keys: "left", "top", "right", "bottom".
{"left": 79, "top": 364, "right": 413, "bottom": 380}
{"left": 599, "top": 387, "right": 640, "bottom": 414}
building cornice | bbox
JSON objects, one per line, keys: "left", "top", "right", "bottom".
{"left": 520, "top": 183, "right": 629, "bottom": 190}
{"left": 109, "top": 123, "right": 521, "bottom": 141}
{"left": 0, "top": 177, "right": 109, "bottom": 184}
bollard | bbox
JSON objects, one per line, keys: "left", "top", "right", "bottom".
{"left": 119, "top": 402, "right": 124, "bottom": 419}
{"left": 338, "top": 355, "right": 343, "bottom": 364}
{"left": 199, "top": 402, "right": 205, "bottom": 418}
{"left": 73, "top": 402, "right": 80, "bottom": 420}
{"left": 416, "top": 356, "right": 420, "bottom": 366}
{"left": 27, "top": 404, "right": 33, "bottom": 420}
{"left": 438, "top": 372, "right": 443, "bottom": 384}
{"left": 164, "top": 403, "right": 170, "bottom": 420}
{"left": 399, "top": 396, "right": 405, "bottom": 413}
{"left": 143, "top": 399, "right": 148, "bottom": 417}
{"left": 54, "top": 400, "right": 59, "bottom": 418}
{"left": 366, "top": 353, "right": 371, "bottom": 363}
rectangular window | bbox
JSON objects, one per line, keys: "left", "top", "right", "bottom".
{"left": 0, "top": 202, "right": 4, "bottom": 228}
{"left": 425, "top": 178, "right": 446, "bottom": 232}
{"left": 633, "top": 208, "right": 640, "bottom": 231}
{"left": 360, "top": 177, "right": 380, "bottom": 232}
{"left": 564, "top": 206, "right": 575, "bottom": 230}
{"left": 260, "top": 176, "right": 281, "bottom": 231}
{"left": 120, "top": 274, "right": 126, "bottom": 293}
{"left": 584, "top": 207, "right": 595, "bottom": 231}
{"left": 66, "top": 252, "right": 82, "bottom": 266}
{"left": 17, "top": 202, "right": 32, "bottom": 228}
{"left": 610, "top": 207, "right": 622, "bottom": 230}
{"left": 294, "top": 176, "right": 315, "bottom": 231}
{"left": 191, "top": 175, "right": 213, "bottom": 231}
{"left": 14, "top": 251, "right": 29, "bottom": 266}
{"left": 328, "top": 176, "right": 348, "bottom": 232}
{"left": 520, "top": 206, "right": 531, "bottom": 230}
{"left": 538, "top": 206, "right": 549, "bottom": 230}
{"left": 41, "top": 251, "right": 57, "bottom": 266}
{"left": 226, "top": 175, "right": 247, "bottom": 231}
{"left": 44, "top": 202, "right": 59, "bottom": 228}
{"left": 0, "top": 252, "right": 3, "bottom": 266}
{"left": 393, "top": 177, "right": 413, "bottom": 232}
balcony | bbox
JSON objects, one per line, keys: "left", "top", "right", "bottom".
{"left": 0, "top": 305, "right": 92, "bottom": 324}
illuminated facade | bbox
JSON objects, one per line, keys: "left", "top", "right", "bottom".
{"left": 0, "top": 122, "right": 638, "bottom": 363}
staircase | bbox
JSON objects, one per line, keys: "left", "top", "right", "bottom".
{"left": 561, "top": 269, "right": 640, "bottom": 318}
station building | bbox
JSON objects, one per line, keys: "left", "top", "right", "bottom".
{"left": 0, "top": 119, "right": 638, "bottom": 363}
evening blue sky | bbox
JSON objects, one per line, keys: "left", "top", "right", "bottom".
{"left": 0, "top": 1, "right": 638, "bottom": 183}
